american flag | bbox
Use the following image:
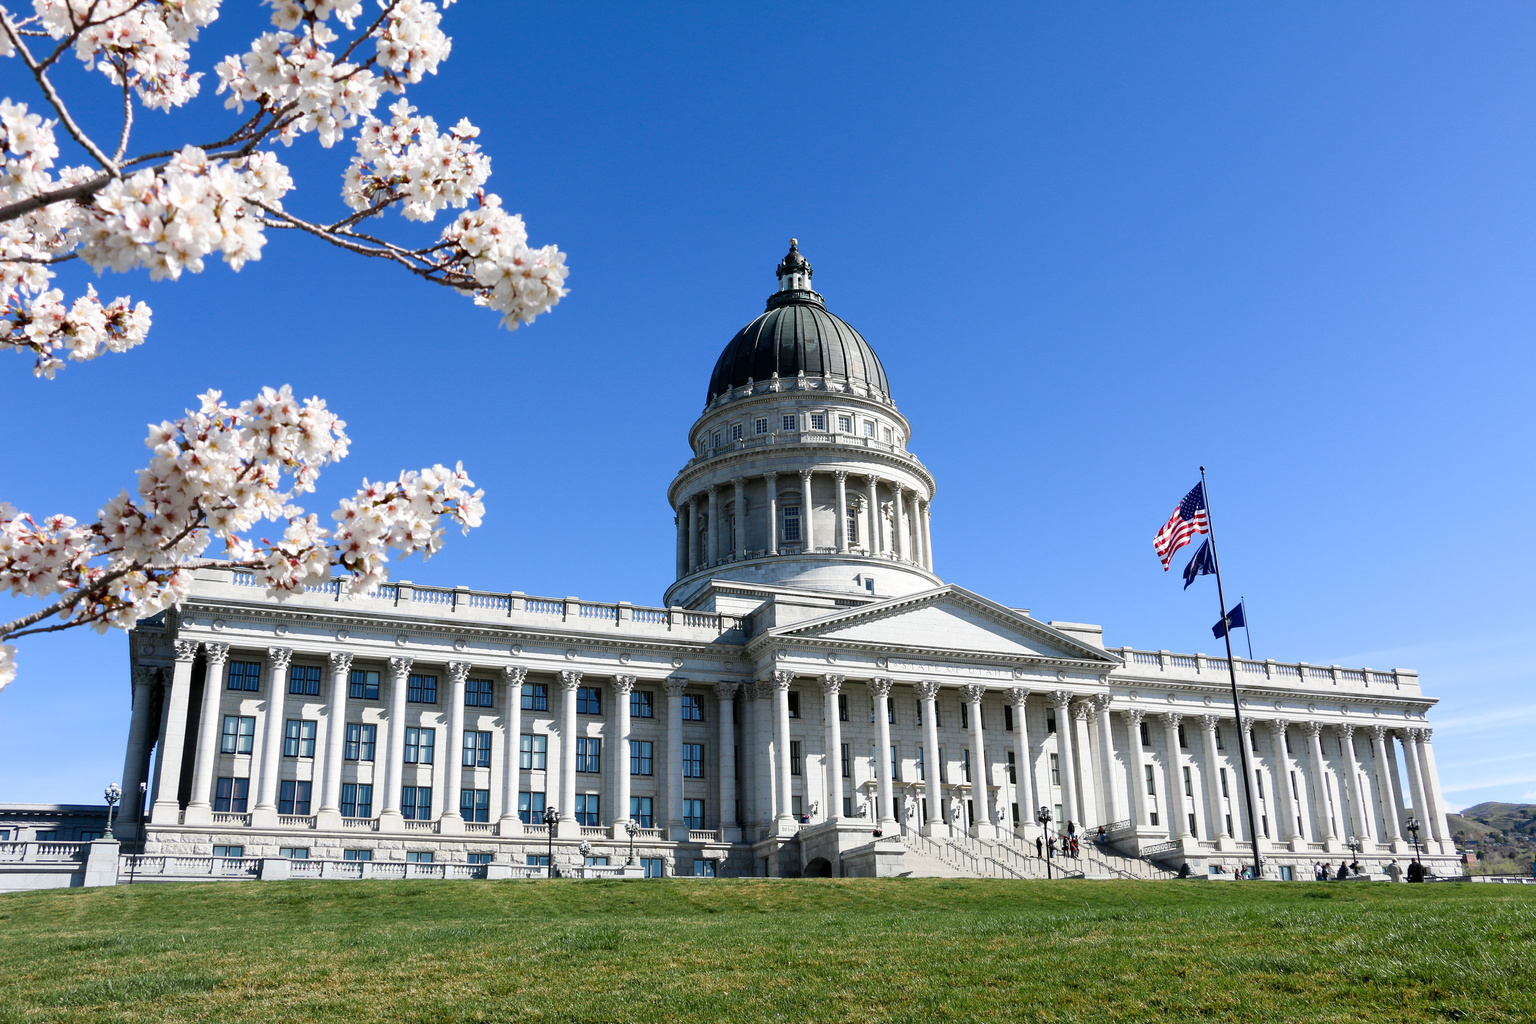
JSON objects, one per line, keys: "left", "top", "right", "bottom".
{"left": 1154, "top": 483, "right": 1209, "bottom": 570}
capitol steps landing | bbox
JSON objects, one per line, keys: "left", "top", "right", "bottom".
{"left": 897, "top": 827, "right": 1177, "bottom": 881}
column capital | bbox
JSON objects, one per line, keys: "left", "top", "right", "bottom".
{"left": 732, "top": 476, "right": 745, "bottom": 487}
{"left": 799, "top": 468, "right": 812, "bottom": 480}
{"left": 833, "top": 470, "right": 848, "bottom": 482}
{"left": 664, "top": 677, "right": 689, "bottom": 698}
{"left": 959, "top": 683, "right": 986, "bottom": 705}
{"left": 1123, "top": 707, "right": 1145, "bottom": 727}
{"left": 1049, "top": 689, "right": 1073, "bottom": 709}
{"left": 559, "top": 669, "right": 583, "bottom": 691}
{"left": 1072, "top": 701, "right": 1094, "bottom": 722}
{"left": 1368, "top": 723, "right": 1390, "bottom": 742}
{"left": 328, "top": 650, "right": 354, "bottom": 674}
{"left": 132, "top": 665, "right": 157, "bottom": 688}
{"left": 173, "top": 639, "right": 199, "bottom": 663}
{"left": 713, "top": 680, "right": 740, "bottom": 701}
{"left": 864, "top": 472, "right": 880, "bottom": 486}
{"left": 1006, "top": 685, "right": 1029, "bottom": 707}
{"left": 916, "top": 679, "right": 941, "bottom": 702}
{"left": 1266, "top": 718, "right": 1289, "bottom": 736}
{"left": 869, "top": 677, "right": 895, "bottom": 700}
{"left": 203, "top": 642, "right": 230, "bottom": 666}
{"left": 387, "top": 655, "right": 412, "bottom": 679}
{"left": 771, "top": 670, "right": 795, "bottom": 691}
{"left": 1199, "top": 713, "right": 1220, "bottom": 731}
{"left": 1300, "top": 719, "right": 1324, "bottom": 739}
{"left": 764, "top": 470, "right": 778, "bottom": 483}
{"left": 501, "top": 664, "right": 528, "bottom": 685}
{"left": 1090, "top": 693, "right": 1113, "bottom": 714}
{"left": 613, "top": 674, "right": 636, "bottom": 695}
{"left": 267, "top": 646, "right": 294, "bottom": 672}
{"left": 1419, "top": 727, "right": 1433, "bottom": 742}
{"left": 447, "top": 661, "right": 472, "bottom": 685}
{"left": 818, "top": 674, "right": 844, "bottom": 696}
{"left": 1333, "top": 722, "right": 1356, "bottom": 741}
{"left": 739, "top": 680, "right": 759, "bottom": 702}
{"left": 688, "top": 493, "right": 700, "bottom": 508}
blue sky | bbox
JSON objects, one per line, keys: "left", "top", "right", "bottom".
{"left": 2, "top": 3, "right": 1532, "bottom": 810}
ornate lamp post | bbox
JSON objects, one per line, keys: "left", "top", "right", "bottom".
{"left": 1036, "top": 805, "right": 1053, "bottom": 880}
{"left": 542, "top": 805, "right": 559, "bottom": 878}
{"left": 625, "top": 819, "right": 639, "bottom": 866}
{"left": 578, "top": 839, "right": 593, "bottom": 877}
{"left": 102, "top": 783, "right": 122, "bottom": 840}
{"left": 1405, "top": 817, "right": 1422, "bottom": 866}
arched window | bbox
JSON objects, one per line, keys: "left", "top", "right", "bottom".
{"left": 846, "top": 507, "right": 858, "bottom": 545}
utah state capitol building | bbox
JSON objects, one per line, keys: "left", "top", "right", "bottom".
{"left": 112, "top": 242, "right": 1457, "bottom": 881}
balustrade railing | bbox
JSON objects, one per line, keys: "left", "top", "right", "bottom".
{"left": 277, "top": 815, "right": 315, "bottom": 829}
{"left": 212, "top": 812, "right": 251, "bottom": 826}
{"left": 0, "top": 841, "right": 87, "bottom": 863}
{"left": 1116, "top": 647, "right": 1400, "bottom": 691}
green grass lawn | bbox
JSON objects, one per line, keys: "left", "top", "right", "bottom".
{"left": 1, "top": 878, "right": 1532, "bottom": 1023}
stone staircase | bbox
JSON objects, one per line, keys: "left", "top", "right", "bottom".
{"left": 897, "top": 826, "right": 1177, "bottom": 881}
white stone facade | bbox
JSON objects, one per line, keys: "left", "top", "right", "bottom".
{"left": 114, "top": 246, "right": 1457, "bottom": 880}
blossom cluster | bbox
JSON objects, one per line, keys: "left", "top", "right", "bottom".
{"left": 81, "top": 146, "right": 294, "bottom": 279}
{"left": 1, "top": 285, "right": 150, "bottom": 378}
{"left": 0, "top": 386, "right": 484, "bottom": 690}
{"left": 436, "top": 194, "right": 568, "bottom": 329}
{"left": 343, "top": 99, "right": 489, "bottom": 221}
{"left": 32, "top": 0, "right": 222, "bottom": 110}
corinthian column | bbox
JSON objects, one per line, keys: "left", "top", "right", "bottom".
{"left": 1268, "top": 720, "right": 1302, "bottom": 847}
{"left": 820, "top": 675, "right": 845, "bottom": 822}
{"left": 317, "top": 650, "right": 354, "bottom": 830}
{"left": 499, "top": 666, "right": 527, "bottom": 835}
{"left": 764, "top": 473, "right": 779, "bottom": 556}
{"left": 1335, "top": 724, "right": 1368, "bottom": 844}
{"left": 707, "top": 485, "right": 720, "bottom": 565}
{"left": 960, "top": 684, "right": 992, "bottom": 837}
{"left": 864, "top": 475, "right": 883, "bottom": 554}
{"left": 613, "top": 674, "right": 635, "bottom": 835}
{"left": 185, "top": 641, "right": 230, "bottom": 825}
{"left": 687, "top": 495, "right": 701, "bottom": 572}
{"left": 1050, "top": 691, "right": 1079, "bottom": 828}
{"left": 872, "top": 678, "right": 898, "bottom": 832}
{"left": 715, "top": 681, "right": 740, "bottom": 841}
{"left": 773, "top": 670, "right": 795, "bottom": 831}
{"left": 251, "top": 646, "right": 294, "bottom": 828}
{"left": 799, "top": 471, "right": 815, "bottom": 551}
{"left": 664, "top": 677, "right": 689, "bottom": 841}
{"left": 120, "top": 666, "right": 159, "bottom": 828}
{"left": 1199, "top": 714, "right": 1229, "bottom": 846}
{"left": 1369, "top": 725, "right": 1403, "bottom": 847}
{"left": 917, "top": 680, "right": 946, "bottom": 836}
{"left": 440, "top": 660, "right": 471, "bottom": 835}
{"left": 1008, "top": 687, "right": 1033, "bottom": 833}
{"left": 1416, "top": 728, "right": 1450, "bottom": 851}
{"left": 151, "top": 640, "right": 200, "bottom": 825}
{"left": 1123, "top": 709, "right": 1150, "bottom": 830}
{"left": 1302, "top": 721, "right": 1337, "bottom": 847}
{"left": 892, "top": 487, "right": 908, "bottom": 562}
{"left": 834, "top": 472, "right": 849, "bottom": 554}
{"left": 1160, "top": 713, "right": 1191, "bottom": 841}
{"left": 377, "top": 654, "right": 412, "bottom": 831}
{"left": 1091, "top": 695, "right": 1123, "bottom": 827}
{"left": 732, "top": 477, "right": 746, "bottom": 559}
{"left": 558, "top": 669, "right": 582, "bottom": 838}
{"left": 920, "top": 500, "right": 934, "bottom": 572}
{"left": 675, "top": 506, "right": 688, "bottom": 578}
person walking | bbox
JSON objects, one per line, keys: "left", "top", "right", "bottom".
{"left": 1385, "top": 859, "right": 1402, "bottom": 883}
{"left": 1335, "top": 862, "right": 1349, "bottom": 881}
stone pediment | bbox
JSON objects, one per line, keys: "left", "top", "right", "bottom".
{"left": 760, "top": 585, "right": 1119, "bottom": 667}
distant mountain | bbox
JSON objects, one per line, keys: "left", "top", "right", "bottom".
{"left": 1449, "top": 803, "right": 1536, "bottom": 854}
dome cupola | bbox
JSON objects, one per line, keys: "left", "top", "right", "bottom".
{"left": 707, "top": 240, "right": 891, "bottom": 404}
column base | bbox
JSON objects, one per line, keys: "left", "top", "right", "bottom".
{"left": 315, "top": 809, "right": 342, "bottom": 831}
{"left": 498, "top": 816, "right": 524, "bottom": 837}
{"left": 609, "top": 820, "right": 632, "bottom": 840}
{"left": 1322, "top": 837, "right": 1345, "bottom": 854}
{"left": 250, "top": 806, "right": 277, "bottom": 829}
{"left": 377, "top": 810, "right": 404, "bottom": 832}
{"left": 182, "top": 803, "right": 213, "bottom": 826}
{"left": 970, "top": 822, "right": 999, "bottom": 840}
{"left": 1216, "top": 835, "right": 1241, "bottom": 852}
{"left": 438, "top": 813, "right": 465, "bottom": 836}
{"left": 720, "top": 825, "right": 743, "bottom": 843}
{"left": 150, "top": 800, "right": 182, "bottom": 826}
{"left": 921, "top": 821, "right": 952, "bottom": 839}
{"left": 1389, "top": 838, "right": 1412, "bottom": 855}
{"left": 667, "top": 824, "right": 691, "bottom": 842}
{"left": 556, "top": 817, "right": 581, "bottom": 839}
{"left": 775, "top": 816, "right": 799, "bottom": 837}
{"left": 1287, "top": 836, "right": 1308, "bottom": 853}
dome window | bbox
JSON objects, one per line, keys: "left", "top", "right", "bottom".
{"left": 731, "top": 423, "right": 743, "bottom": 442}
{"left": 754, "top": 417, "right": 768, "bottom": 434}
{"left": 781, "top": 414, "right": 797, "bottom": 432}
{"left": 810, "top": 413, "right": 827, "bottom": 432}
{"left": 711, "top": 430, "right": 722, "bottom": 449}
{"left": 862, "top": 420, "right": 876, "bottom": 438}
{"left": 837, "top": 415, "right": 852, "bottom": 433}
{"left": 782, "top": 506, "right": 802, "bottom": 543}
{"left": 883, "top": 426, "right": 893, "bottom": 443}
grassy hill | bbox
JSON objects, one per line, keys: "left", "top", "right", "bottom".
{"left": 1451, "top": 802, "right": 1536, "bottom": 875}
{"left": 1, "top": 878, "right": 1533, "bottom": 1023}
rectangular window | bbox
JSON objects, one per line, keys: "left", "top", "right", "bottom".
{"left": 343, "top": 849, "right": 372, "bottom": 862}
{"left": 344, "top": 723, "right": 376, "bottom": 761}
{"left": 711, "top": 430, "right": 722, "bottom": 448}
{"left": 917, "top": 745, "right": 925, "bottom": 782}
{"left": 683, "top": 742, "right": 704, "bottom": 778}
{"left": 781, "top": 414, "right": 797, "bottom": 432}
{"left": 963, "top": 749, "right": 972, "bottom": 783}
{"left": 406, "top": 851, "right": 434, "bottom": 864}
{"left": 810, "top": 413, "right": 827, "bottom": 431}
{"left": 460, "top": 788, "right": 491, "bottom": 823}
{"left": 577, "top": 686, "right": 602, "bottom": 715}
{"left": 643, "top": 857, "right": 665, "bottom": 878}
{"left": 630, "top": 796, "right": 653, "bottom": 828}
{"left": 684, "top": 798, "right": 705, "bottom": 830}
{"left": 838, "top": 414, "right": 853, "bottom": 432}
{"left": 404, "top": 727, "right": 435, "bottom": 764}
{"left": 213, "top": 845, "right": 244, "bottom": 859}
{"left": 1004, "top": 704, "right": 1014, "bottom": 732}
{"left": 1220, "top": 768, "right": 1230, "bottom": 798}
{"left": 283, "top": 719, "right": 317, "bottom": 758}
{"left": 1178, "top": 724, "right": 1189, "bottom": 749}
{"left": 790, "top": 740, "right": 803, "bottom": 775}
{"left": 884, "top": 426, "right": 893, "bottom": 443}
{"left": 793, "top": 795, "right": 803, "bottom": 818}
{"left": 1141, "top": 721, "right": 1152, "bottom": 746}
{"left": 407, "top": 673, "right": 438, "bottom": 704}
{"left": 1046, "top": 707, "right": 1056, "bottom": 733}
{"left": 288, "top": 664, "right": 321, "bottom": 696}
{"left": 1256, "top": 773, "right": 1266, "bottom": 799}
{"left": 863, "top": 420, "right": 875, "bottom": 437}
{"left": 221, "top": 715, "right": 255, "bottom": 755}
{"left": 630, "top": 739, "right": 653, "bottom": 776}
{"left": 631, "top": 689, "right": 654, "bottom": 718}
{"left": 1215, "top": 726, "right": 1225, "bottom": 750}
{"left": 787, "top": 692, "right": 800, "bottom": 718}
{"left": 213, "top": 777, "right": 249, "bottom": 813}
{"left": 227, "top": 660, "right": 260, "bottom": 691}
{"left": 892, "top": 745, "right": 900, "bottom": 783}
{"left": 939, "top": 748, "right": 947, "bottom": 784}
{"left": 1183, "top": 765, "right": 1194, "bottom": 797}
{"left": 574, "top": 793, "right": 601, "bottom": 826}
{"left": 340, "top": 782, "right": 374, "bottom": 818}
{"left": 277, "top": 780, "right": 311, "bottom": 816}
{"left": 1145, "top": 764, "right": 1156, "bottom": 796}
{"left": 755, "top": 417, "right": 768, "bottom": 434}
{"left": 1050, "top": 752, "right": 1060, "bottom": 785}
{"left": 693, "top": 858, "right": 716, "bottom": 877}
{"left": 402, "top": 786, "right": 433, "bottom": 820}
{"left": 576, "top": 736, "right": 602, "bottom": 773}
{"left": 279, "top": 848, "right": 308, "bottom": 860}
{"left": 520, "top": 734, "right": 547, "bottom": 770}
{"left": 960, "top": 702, "right": 968, "bottom": 729}
{"left": 463, "top": 730, "right": 492, "bottom": 768}
{"left": 838, "top": 693, "right": 848, "bottom": 721}
{"left": 729, "top": 422, "right": 743, "bottom": 441}
{"left": 466, "top": 678, "right": 494, "bottom": 707}
{"left": 527, "top": 854, "right": 551, "bottom": 867}
{"left": 349, "top": 669, "right": 380, "bottom": 700}
{"left": 782, "top": 505, "right": 802, "bottom": 542}
{"left": 681, "top": 694, "right": 704, "bottom": 721}
{"left": 841, "top": 743, "right": 850, "bottom": 779}
{"left": 522, "top": 683, "right": 548, "bottom": 711}
{"left": 1007, "top": 750, "right": 1017, "bottom": 784}
{"left": 517, "top": 791, "right": 546, "bottom": 824}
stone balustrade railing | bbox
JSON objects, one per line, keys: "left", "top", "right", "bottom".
{"left": 685, "top": 428, "right": 927, "bottom": 474}
{"left": 1113, "top": 647, "right": 1414, "bottom": 695}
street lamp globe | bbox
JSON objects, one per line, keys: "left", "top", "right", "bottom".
{"left": 103, "top": 782, "right": 122, "bottom": 840}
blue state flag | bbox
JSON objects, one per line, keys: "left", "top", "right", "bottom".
{"left": 1182, "top": 539, "right": 1215, "bottom": 590}
{"left": 1213, "top": 601, "right": 1246, "bottom": 639}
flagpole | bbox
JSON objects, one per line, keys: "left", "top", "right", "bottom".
{"left": 1200, "top": 467, "right": 1263, "bottom": 881}
{"left": 1241, "top": 595, "right": 1254, "bottom": 661}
